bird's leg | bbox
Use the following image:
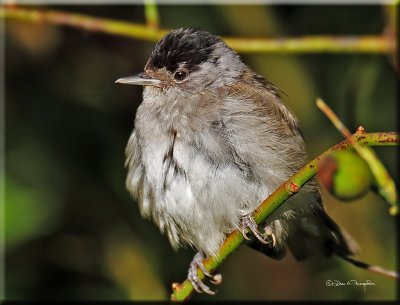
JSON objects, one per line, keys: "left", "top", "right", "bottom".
{"left": 240, "top": 214, "right": 276, "bottom": 246}
{"left": 188, "top": 252, "right": 222, "bottom": 295}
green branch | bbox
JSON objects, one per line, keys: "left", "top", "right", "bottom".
{"left": 171, "top": 131, "right": 399, "bottom": 301}
{"left": 144, "top": 0, "right": 160, "bottom": 29}
{"left": 0, "top": 6, "right": 394, "bottom": 54}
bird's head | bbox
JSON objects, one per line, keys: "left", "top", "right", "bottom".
{"left": 116, "top": 28, "right": 246, "bottom": 95}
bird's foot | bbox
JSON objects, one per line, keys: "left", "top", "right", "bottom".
{"left": 263, "top": 224, "right": 277, "bottom": 247}
{"left": 188, "top": 252, "right": 222, "bottom": 295}
{"left": 240, "top": 214, "right": 276, "bottom": 246}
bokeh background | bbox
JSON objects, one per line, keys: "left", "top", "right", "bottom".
{"left": 2, "top": 4, "right": 398, "bottom": 301}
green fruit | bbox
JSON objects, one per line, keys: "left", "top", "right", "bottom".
{"left": 318, "top": 150, "right": 373, "bottom": 201}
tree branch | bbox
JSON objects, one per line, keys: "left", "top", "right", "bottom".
{"left": 144, "top": 0, "right": 160, "bottom": 29}
{"left": 0, "top": 6, "right": 394, "bottom": 54}
{"left": 170, "top": 131, "right": 399, "bottom": 301}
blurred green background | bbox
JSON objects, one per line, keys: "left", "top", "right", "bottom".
{"left": 3, "top": 4, "right": 398, "bottom": 301}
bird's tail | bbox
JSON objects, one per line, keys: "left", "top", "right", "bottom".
{"left": 334, "top": 250, "right": 399, "bottom": 279}
{"left": 247, "top": 202, "right": 399, "bottom": 279}
{"left": 309, "top": 206, "right": 398, "bottom": 279}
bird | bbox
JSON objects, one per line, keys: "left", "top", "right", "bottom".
{"left": 116, "top": 28, "right": 397, "bottom": 295}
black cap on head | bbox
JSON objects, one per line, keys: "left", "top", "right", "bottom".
{"left": 146, "top": 28, "right": 221, "bottom": 73}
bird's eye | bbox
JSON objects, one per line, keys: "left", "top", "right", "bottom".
{"left": 173, "top": 70, "right": 188, "bottom": 82}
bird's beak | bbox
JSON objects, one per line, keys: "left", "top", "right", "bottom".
{"left": 115, "top": 72, "right": 161, "bottom": 86}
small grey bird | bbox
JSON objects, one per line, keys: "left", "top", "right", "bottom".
{"left": 116, "top": 28, "right": 395, "bottom": 294}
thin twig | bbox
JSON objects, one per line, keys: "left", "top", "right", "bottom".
{"left": 144, "top": 0, "right": 160, "bottom": 29}
{"left": 171, "top": 132, "right": 399, "bottom": 301}
{"left": 384, "top": 4, "right": 398, "bottom": 70}
{"left": 0, "top": 6, "right": 394, "bottom": 54}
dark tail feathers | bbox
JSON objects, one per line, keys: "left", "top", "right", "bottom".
{"left": 247, "top": 205, "right": 399, "bottom": 279}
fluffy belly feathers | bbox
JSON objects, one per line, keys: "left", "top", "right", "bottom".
{"left": 139, "top": 134, "right": 268, "bottom": 256}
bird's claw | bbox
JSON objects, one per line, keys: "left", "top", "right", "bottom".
{"left": 263, "top": 224, "right": 277, "bottom": 247}
{"left": 240, "top": 214, "right": 276, "bottom": 246}
{"left": 188, "top": 253, "right": 222, "bottom": 295}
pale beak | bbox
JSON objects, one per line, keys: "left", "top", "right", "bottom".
{"left": 115, "top": 73, "right": 161, "bottom": 86}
